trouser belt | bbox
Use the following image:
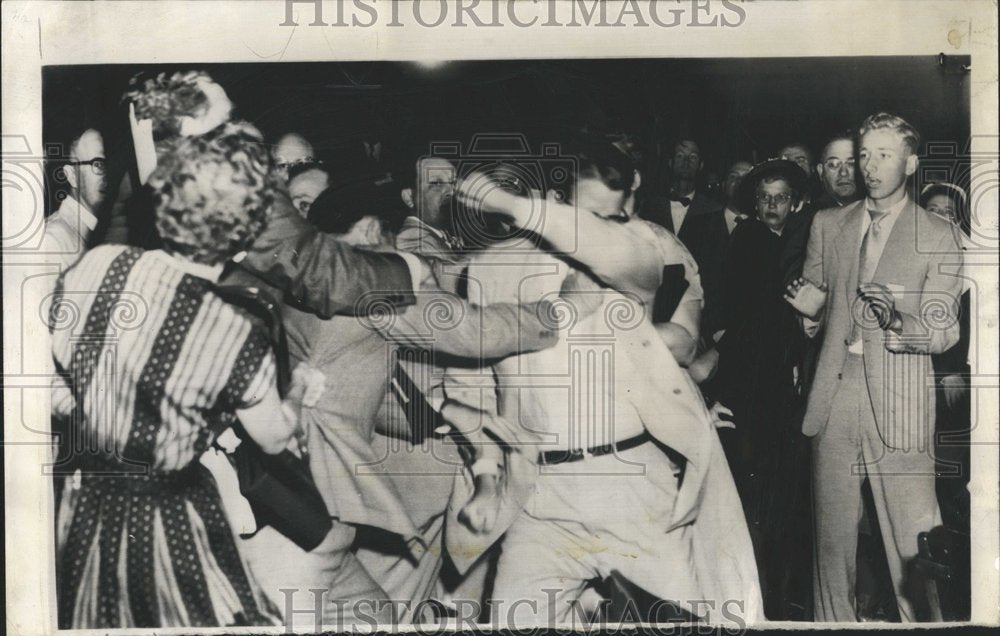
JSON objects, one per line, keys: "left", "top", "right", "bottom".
{"left": 537, "top": 431, "right": 652, "bottom": 465}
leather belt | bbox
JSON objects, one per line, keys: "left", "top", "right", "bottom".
{"left": 537, "top": 431, "right": 652, "bottom": 465}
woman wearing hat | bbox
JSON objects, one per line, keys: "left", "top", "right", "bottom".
{"left": 712, "top": 158, "right": 813, "bottom": 620}
{"left": 920, "top": 182, "right": 971, "bottom": 537}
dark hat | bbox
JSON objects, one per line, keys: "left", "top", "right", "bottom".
{"left": 738, "top": 158, "right": 809, "bottom": 216}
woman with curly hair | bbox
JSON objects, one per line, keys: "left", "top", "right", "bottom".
{"left": 51, "top": 121, "right": 293, "bottom": 628}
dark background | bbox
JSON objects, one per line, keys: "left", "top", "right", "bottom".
{"left": 42, "top": 55, "right": 972, "bottom": 212}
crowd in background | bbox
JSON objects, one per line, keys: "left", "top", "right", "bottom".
{"left": 42, "top": 69, "right": 970, "bottom": 629}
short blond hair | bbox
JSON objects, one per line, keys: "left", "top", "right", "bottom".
{"left": 859, "top": 112, "right": 921, "bottom": 155}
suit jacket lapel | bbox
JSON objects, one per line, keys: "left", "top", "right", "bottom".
{"left": 831, "top": 201, "right": 866, "bottom": 304}
{"left": 872, "top": 200, "right": 916, "bottom": 282}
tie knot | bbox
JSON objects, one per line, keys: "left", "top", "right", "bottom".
{"left": 868, "top": 208, "right": 889, "bottom": 225}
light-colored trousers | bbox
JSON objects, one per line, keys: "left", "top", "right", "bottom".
{"left": 812, "top": 353, "right": 941, "bottom": 622}
{"left": 491, "top": 443, "right": 701, "bottom": 626}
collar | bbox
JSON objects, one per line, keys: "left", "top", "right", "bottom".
{"left": 864, "top": 194, "right": 909, "bottom": 219}
{"left": 149, "top": 250, "right": 224, "bottom": 282}
{"left": 56, "top": 194, "right": 99, "bottom": 232}
{"left": 405, "top": 215, "right": 454, "bottom": 244}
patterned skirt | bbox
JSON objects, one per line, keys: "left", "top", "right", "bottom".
{"left": 57, "top": 464, "right": 279, "bottom": 628}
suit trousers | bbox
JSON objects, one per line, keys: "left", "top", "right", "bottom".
{"left": 812, "top": 353, "right": 940, "bottom": 622}
{"left": 490, "top": 443, "right": 700, "bottom": 626}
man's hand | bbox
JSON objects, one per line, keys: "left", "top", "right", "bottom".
{"left": 689, "top": 347, "right": 720, "bottom": 384}
{"left": 708, "top": 401, "right": 735, "bottom": 430}
{"left": 940, "top": 374, "right": 967, "bottom": 411}
{"left": 858, "top": 282, "right": 900, "bottom": 331}
{"left": 785, "top": 277, "right": 828, "bottom": 320}
{"left": 459, "top": 473, "right": 502, "bottom": 535}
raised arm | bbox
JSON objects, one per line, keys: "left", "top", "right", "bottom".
{"left": 374, "top": 283, "right": 557, "bottom": 361}
{"left": 242, "top": 192, "right": 417, "bottom": 319}
{"left": 456, "top": 178, "right": 662, "bottom": 302}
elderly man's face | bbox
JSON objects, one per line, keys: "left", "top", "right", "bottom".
{"left": 817, "top": 139, "right": 857, "bottom": 200}
{"left": 780, "top": 144, "right": 814, "bottom": 176}
{"left": 723, "top": 161, "right": 753, "bottom": 205}
{"left": 755, "top": 178, "right": 795, "bottom": 233}
{"left": 67, "top": 129, "right": 108, "bottom": 212}
{"left": 274, "top": 133, "right": 316, "bottom": 182}
{"left": 415, "top": 157, "right": 456, "bottom": 228}
{"left": 288, "top": 168, "right": 329, "bottom": 217}
{"left": 670, "top": 140, "right": 702, "bottom": 182}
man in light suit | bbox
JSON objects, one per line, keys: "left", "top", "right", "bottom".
{"left": 785, "top": 113, "right": 963, "bottom": 622}
{"left": 443, "top": 143, "right": 762, "bottom": 626}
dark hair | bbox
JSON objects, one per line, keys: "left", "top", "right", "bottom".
{"left": 148, "top": 120, "right": 274, "bottom": 265}
{"left": 308, "top": 178, "right": 405, "bottom": 236}
{"left": 778, "top": 141, "right": 814, "bottom": 163}
{"left": 565, "top": 134, "right": 637, "bottom": 196}
{"left": 920, "top": 182, "right": 969, "bottom": 234}
{"left": 820, "top": 130, "right": 855, "bottom": 157}
{"left": 287, "top": 161, "right": 330, "bottom": 184}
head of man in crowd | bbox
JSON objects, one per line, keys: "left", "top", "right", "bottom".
{"left": 858, "top": 112, "right": 920, "bottom": 206}
{"left": 288, "top": 163, "right": 331, "bottom": 217}
{"left": 308, "top": 180, "right": 400, "bottom": 248}
{"left": 742, "top": 159, "right": 806, "bottom": 235}
{"left": 921, "top": 182, "right": 969, "bottom": 235}
{"left": 722, "top": 160, "right": 753, "bottom": 210}
{"left": 63, "top": 128, "right": 108, "bottom": 214}
{"left": 779, "top": 142, "right": 814, "bottom": 177}
{"left": 401, "top": 156, "right": 457, "bottom": 232}
{"left": 273, "top": 133, "right": 316, "bottom": 182}
{"left": 565, "top": 136, "right": 638, "bottom": 220}
{"left": 668, "top": 138, "right": 703, "bottom": 195}
{"left": 816, "top": 133, "right": 858, "bottom": 204}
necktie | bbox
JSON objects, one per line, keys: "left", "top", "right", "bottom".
{"left": 670, "top": 193, "right": 692, "bottom": 207}
{"left": 851, "top": 209, "right": 889, "bottom": 342}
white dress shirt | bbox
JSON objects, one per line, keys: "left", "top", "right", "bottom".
{"left": 670, "top": 190, "right": 696, "bottom": 233}
{"left": 848, "top": 195, "right": 909, "bottom": 353}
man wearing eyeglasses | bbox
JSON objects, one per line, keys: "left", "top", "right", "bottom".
{"left": 43, "top": 128, "right": 108, "bottom": 270}
{"left": 814, "top": 132, "right": 861, "bottom": 210}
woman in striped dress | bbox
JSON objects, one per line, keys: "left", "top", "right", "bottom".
{"left": 51, "top": 121, "right": 293, "bottom": 628}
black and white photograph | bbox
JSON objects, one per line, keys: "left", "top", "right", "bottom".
{"left": 3, "top": 1, "right": 998, "bottom": 633}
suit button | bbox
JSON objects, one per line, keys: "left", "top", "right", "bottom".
{"left": 673, "top": 388, "right": 682, "bottom": 395}
{"left": 837, "top": 373, "right": 843, "bottom": 380}
{"left": 843, "top": 339, "right": 850, "bottom": 346}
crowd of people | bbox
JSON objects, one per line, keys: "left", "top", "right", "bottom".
{"left": 42, "top": 69, "right": 970, "bottom": 629}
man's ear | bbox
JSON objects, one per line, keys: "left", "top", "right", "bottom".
{"left": 631, "top": 170, "right": 642, "bottom": 193}
{"left": 400, "top": 187, "right": 414, "bottom": 210}
{"left": 815, "top": 163, "right": 825, "bottom": 179}
{"left": 904, "top": 154, "right": 919, "bottom": 177}
{"left": 63, "top": 164, "right": 78, "bottom": 191}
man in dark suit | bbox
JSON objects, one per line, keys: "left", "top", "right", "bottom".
{"left": 639, "top": 138, "right": 721, "bottom": 242}
{"left": 812, "top": 131, "right": 862, "bottom": 212}
{"left": 786, "top": 113, "right": 963, "bottom": 622}
{"left": 683, "top": 159, "right": 752, "bottom": 350}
